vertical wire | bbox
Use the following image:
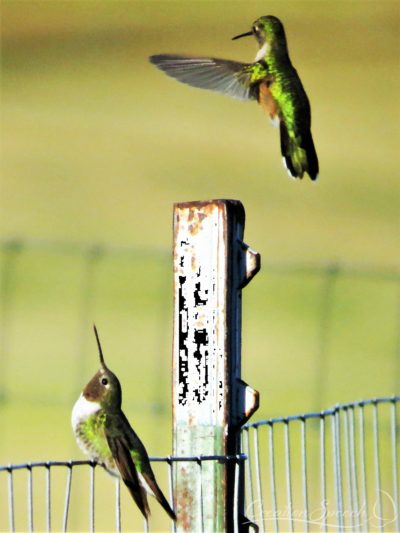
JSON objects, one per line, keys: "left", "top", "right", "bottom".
{"left": 8, "top": 467, "right": 15, "bottom": 532}
{"left": 314, "top": 265, "right": 338, "bottom": 410}
{"left": 71, "top": 246, "right": 101, "bottom": 510}
{"left": 62, "top": 463, "right": 73, "bottom": 532}
{"left": 391, "top": 400, "right": 399, "bottom": 532}
{"left": 253, "top": 427, "right": 265, "bottom": 531}
{"left": 331, "top": 414, "right": 340, "bottom": 531}
{"left": 233, "top": 457, "right": 240, "bottom": 533}
{"left": 319, "top": 415, "right": 327, "bottom": 533}
{"left": 74, "top": 245, "right": 102, "bottom": 396}
{"left": 90, "top": 463, "right": 95, "bottom": 533}
{"left": 335, "top": 409, "right": 344, "bottom": 530}
{"left": 27, "top": 465, "right": 33, "bottom": 532}
{"left": 240, "top": 432, "right": 248, "bottom": 519}
{"left": 198, "top": 458, "right": 204, "bottom": 533}
{"left": 46, "top": 464, "right": 51, "bottom": 532}
{"left": 348, "top": 407, "right": 360, "bottom": 531}
{"left": 243, "top": 428, "right": 255, "bottom": 523}
{"left": 394, "top": 281, "right": 400, "bottom": 393}
{"left": 152, "top": 255, "right": 171, "bottom": 419}
{"left": 373, "top": 402, "right": 383, "bottom": 533}
{"left": 0, "top": 243, "right": 19, "bottom": 528}
{"left": 168, "top": 458, "right": 176, "bottom": 533}
{"left": 0, "top": 240, "right": 20, "bottom": 403}
{"left": 343, "top": 408, "right": 354, "bottom": 531}
{"left": 301, "top": 418, "right": 309, "bottom": 532}
{"left": 115, "top": 477, "right": 121, "bottom": 533}
{"left": 268, "top": 423, "right": 279, "bottom": 533}
{"left": 358, "top": 404, "right": 369, "bottom": 531}
{"left": 284, "top": 421, "right": 293, "bottom": 533}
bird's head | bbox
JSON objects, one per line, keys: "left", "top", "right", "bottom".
{"left": 233, "top": 15, "right": 287, "bottom": 54}
{"left": 82, "top": 326, "right": 122, "bottom": 411}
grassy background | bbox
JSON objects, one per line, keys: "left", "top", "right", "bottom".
{"left": 1, "top": 0, "right": 399, "bottom": 530}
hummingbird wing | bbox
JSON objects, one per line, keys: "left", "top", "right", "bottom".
{"left": 106, "top": 433, "right": 150, "bottom": 519}
{"left": 107, "top": 412, "right": 176, "bottom": 521}
{"left": 124, "top": 422, "right": 177, "bottom": 521}
{"left": 150, "top": 54, "right": 257, "bottom": 101}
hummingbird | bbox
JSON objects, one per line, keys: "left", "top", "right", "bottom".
{"left": 71, "top": 325, "right": 176, "bottom": 521}
{"left": 150, "top": 15, "right": 319, "bottom": 181}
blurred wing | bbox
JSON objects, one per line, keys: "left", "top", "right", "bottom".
{"left": 149, "top": 54, "right": 257, "bottom": 101}
{"left": 106, "top": 434, "right": 150, "bottom": 518}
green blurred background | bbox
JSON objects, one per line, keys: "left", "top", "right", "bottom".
{"left": 1, "top": 0, "right": 399, "bottom": 530}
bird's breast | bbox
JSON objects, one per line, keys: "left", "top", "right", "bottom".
{"left": 73, "top": 417, "right": 117, "bottom": 474}
{"left": 71, "top": 393, "right": 101, "bottom": 429}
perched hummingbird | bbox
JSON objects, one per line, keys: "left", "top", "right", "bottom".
{"left": 71, "top": 326, "right": 176, "bottom": 521}
{"left": 150, "top": 15, "right": 319, "bottom": 181}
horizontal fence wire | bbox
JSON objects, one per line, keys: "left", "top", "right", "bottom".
{"left": 242, "top": 396, "right": 400, "bottom": 532}
{"left": 0, "top": 455, "right": 246, "bottom": 532}
{"left": 0, "top": 237, "right": 399, "bottom": 278}
{"left": 1, "top": 238, "right": 399, "bottom": 418}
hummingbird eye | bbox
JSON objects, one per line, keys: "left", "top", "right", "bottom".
{"left": 101, "top": 377, "right": 108, "bottom": 386}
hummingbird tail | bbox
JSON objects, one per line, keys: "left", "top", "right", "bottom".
{"left": 125, "top": 482, "right": 151, "bottom": 519}
{"left": 280, "top": 122, "right": 319, "bottom": 180}
{"left": 140, "top": 471, "right": 177, "bottom": 521}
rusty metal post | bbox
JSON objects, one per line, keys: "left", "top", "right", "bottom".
{"left": 172, "top": 200, "right": 260, "bottom": 532}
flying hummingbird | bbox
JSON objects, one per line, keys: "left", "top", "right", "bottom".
{"left": 150, "top": 15, "right": 319, "bottom": 181}
{"left": 71, "top": 326, "right": 176, "bottom": 521}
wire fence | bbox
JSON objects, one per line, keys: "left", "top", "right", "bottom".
{"left": 0, "top": 238, "right": 399, "bottom": 530}
{"left": 0, "top": 237, "right": 172, "bottom": 410}
{"left": 242, "top": 396, "right": 399, "bottom": 532}
{"left": 0, "top": 454, "right": 245, "bottom": 532}
{"left": 0, "top": 237, "right": 399, "bottom": 412}
{"left": 1, "top": 397, "right": 398, "bottom": 532}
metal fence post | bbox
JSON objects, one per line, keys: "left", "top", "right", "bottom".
{"left": 172, "top": 200, "right": 260, "bottom": 531}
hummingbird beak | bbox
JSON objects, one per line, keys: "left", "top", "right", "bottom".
{"left": 93, "top": 324, "right": 107, "bottom": 369}
{"left": 232, "top": 30, "right": 253, "bottom": 41}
